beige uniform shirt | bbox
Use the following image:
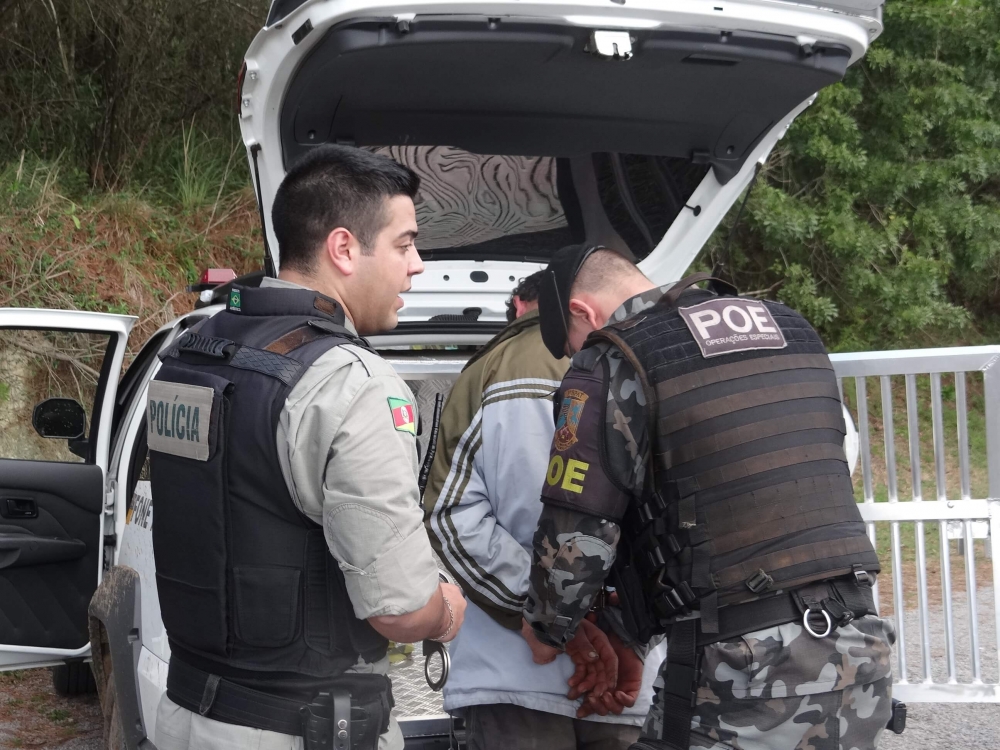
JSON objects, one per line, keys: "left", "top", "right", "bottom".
{"left": 155, "top": 277, "right": 440, "bottom": 750}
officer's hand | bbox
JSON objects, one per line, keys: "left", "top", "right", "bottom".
{"left": 598, "top": 630, "right": 643, "bottom": 714}
{"left": 566, "top": 618, "right": 618, "bottom": 704}
{"left": 436, "top": 582, "right": 467, "bottom": 642}
{"left": 521, "top": 618, "right": 561, "bottom": 664}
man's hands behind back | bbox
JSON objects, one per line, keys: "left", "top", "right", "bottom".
{"left": 521, "top": 612, "right": 642, "bottom": 718}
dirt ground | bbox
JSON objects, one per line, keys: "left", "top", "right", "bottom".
{"left": 0, "top": 669, "right": 101, "bottom": 749}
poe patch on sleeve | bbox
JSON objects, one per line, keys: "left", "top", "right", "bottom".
{"left": 388, "top": 397, "right": 416, "bottom": 434}
{"left": 679, "top": 298, "right": 787, "bottom": 358}
{"left": 147, "top": 381, "right": 214, "bottom": 461}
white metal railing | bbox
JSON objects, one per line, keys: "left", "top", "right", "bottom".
{"left": 830, "top": 346, "right": 1000, "bottom": 702}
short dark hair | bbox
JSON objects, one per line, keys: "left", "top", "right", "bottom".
{"left": 271, "top": 145, "right": 420, "bottom": 273}
{"left": 505, "top": 270, "right": 546, "bottom": 322}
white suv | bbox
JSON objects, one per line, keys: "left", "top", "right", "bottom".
{"left": 0, "top": 0, "right": 881, "bottom": 747}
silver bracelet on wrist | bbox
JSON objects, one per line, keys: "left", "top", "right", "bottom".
{"left": 430, "top": 593, "right": 455, "bottom": 642}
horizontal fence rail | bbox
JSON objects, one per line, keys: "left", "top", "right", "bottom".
{"left": 831, "top": 346, "right": 1000, "bottom": 702}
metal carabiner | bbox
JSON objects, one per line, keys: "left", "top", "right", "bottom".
{"left": 422, "top": 638, "right": 450, "bottom": 691}
{"left": 803, "top": 608, "right": 833, "bottom": 639}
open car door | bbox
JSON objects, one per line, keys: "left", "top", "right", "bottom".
{"left": 0, "top": 308, "right": 135, "bottom": 671}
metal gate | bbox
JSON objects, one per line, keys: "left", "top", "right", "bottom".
{"left": 831, "top": 346, "right": 1000, "bottom": 702}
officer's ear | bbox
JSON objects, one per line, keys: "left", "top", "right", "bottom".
{"left": 567, "top": 297, "right": 602, "bottom": 333}
{"left": 323, "top": 227, "right": 361, "bottom": 277}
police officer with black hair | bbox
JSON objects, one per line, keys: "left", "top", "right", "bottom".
{"left": 523, "top": 245, "right": 896, "bottom": 750}
{"left": 148, "top": 145, "right": 466, "bottom": 750}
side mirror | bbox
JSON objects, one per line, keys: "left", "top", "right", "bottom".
{"left": 32, "top": 398, "right": 87, "bottom": 440}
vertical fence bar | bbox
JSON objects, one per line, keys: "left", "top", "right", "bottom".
{"left": 931, "top": 373, "right": 957, "bottom": 683}
{"left": 856, "top": 376, "right": 879, "bottom": 608}
{"left": 964, "top": 519, "right": 983, "bottom": 683}
{"left": 906, "top": 375, "right": 932, "bottom": 682}
{"left": 882, "top": 375, "right": 907, "bottom": 681}
{"left": 957, "top": 375, "right": 972, "bottom": 561}
{"left": 982, "top": 363, "right": 1000, "bottom": 679}
{"left": 956, "top": 374, "right": 972, "bottom": 502}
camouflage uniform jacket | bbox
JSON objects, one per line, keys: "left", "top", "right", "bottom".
{"left": 524, "top": 286, "right": 897, "bottom": 750}
{"left": 524, "top": 284, "right": 671, "bottom": 646}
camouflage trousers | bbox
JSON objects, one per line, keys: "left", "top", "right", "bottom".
{"left": 640, "top": 615, "right": 896, "bottom": 750}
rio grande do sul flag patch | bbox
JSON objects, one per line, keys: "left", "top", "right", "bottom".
{"left": 388, "top": 397, "right": 416, "bottom": 434}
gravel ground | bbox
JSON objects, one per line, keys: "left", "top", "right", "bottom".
{"left": 879, "top": 585, "right": 999, "bottom": 750}
{"left": 0, "top": 668, "right": 101, "bottom": 750}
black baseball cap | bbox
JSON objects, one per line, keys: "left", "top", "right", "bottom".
{"left": 538, "top": 244, "right": 605, "bottom": 359}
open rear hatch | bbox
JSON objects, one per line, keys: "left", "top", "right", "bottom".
{"left": 240, "top": 1, "right": 882, "bottom": 321}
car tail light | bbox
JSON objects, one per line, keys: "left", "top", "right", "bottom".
{"left": 201, "top": 268, "right": 237, "bottom": 286}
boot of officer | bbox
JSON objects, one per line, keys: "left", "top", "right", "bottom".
{"left": 523, "top": 245, "right": 896, "bottom": 750}
{"left": 148, "top": 145, "right": 467, "bottom": 750}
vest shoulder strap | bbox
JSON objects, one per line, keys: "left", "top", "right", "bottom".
{"left": 656, "top": 272, "right": 736, "bottom": 309}
{"left": 587, "top": 328, "right": 661, "bottom": 506}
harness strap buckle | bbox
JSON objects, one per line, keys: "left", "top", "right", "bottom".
{"left": 852, "top": 564, "right": 872, "bottom": 587}
{"left": 650, "top": 572, "right": 697, "bottom": 619}
{"left": 745, "top": 569, "right": 773, "bottom": 594}
{"left": 822, "top": 597, "right": 855, "bottom": 628}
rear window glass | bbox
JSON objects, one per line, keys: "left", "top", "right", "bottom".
{"left": 370, "top": 146, "right": 709, "bottom": 262}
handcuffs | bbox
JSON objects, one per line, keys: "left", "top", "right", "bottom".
{"left": 421, "top": 571, "right": 453, "bottom": 691}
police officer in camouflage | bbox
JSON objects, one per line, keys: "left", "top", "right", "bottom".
{"left": 524, "top": 245, "right": 897, "bottom": 750}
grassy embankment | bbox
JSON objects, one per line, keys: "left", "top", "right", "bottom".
{"left": 0, "top": 137, "right": 263, "bottom": 458}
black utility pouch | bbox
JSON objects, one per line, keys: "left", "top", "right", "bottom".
{"left": 886, "top": 698, "right": 906, "bottom": 734}
{"left": 301, "top": 675, "right": 393, "bottom": 750}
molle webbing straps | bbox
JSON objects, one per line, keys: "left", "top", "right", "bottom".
{"left": 657, "top": 410, "right": 846, "bottom": 470}
{"left": 714, "top": 536, "right": 875, "bottom": 590}
{"left": 666, "top": 444, "right": 848, "bottom": 494}
{"left": 657, "top": 381, "right": 842, "bottom": 435}
{"left": 710, "top": 501, "right": 864, "bottom": 556}
{"left": 654, "top": 353, "right": 833, "bottom": 401}
{"left": 700, "top": 474, "right": 855, "bottom": 532}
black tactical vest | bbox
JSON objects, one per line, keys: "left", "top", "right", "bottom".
{"left": 149, "top": 285, "right": 388, "bottom": 692}
{"left": 594, "top": 283, "right": 879, "bottom": 636}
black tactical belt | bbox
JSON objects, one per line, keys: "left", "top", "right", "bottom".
{"left": 667, "top": 573, "right": 878, "bottom": 647}
{"left": 166, "top": 656, "right": 392, "bottom": 749}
